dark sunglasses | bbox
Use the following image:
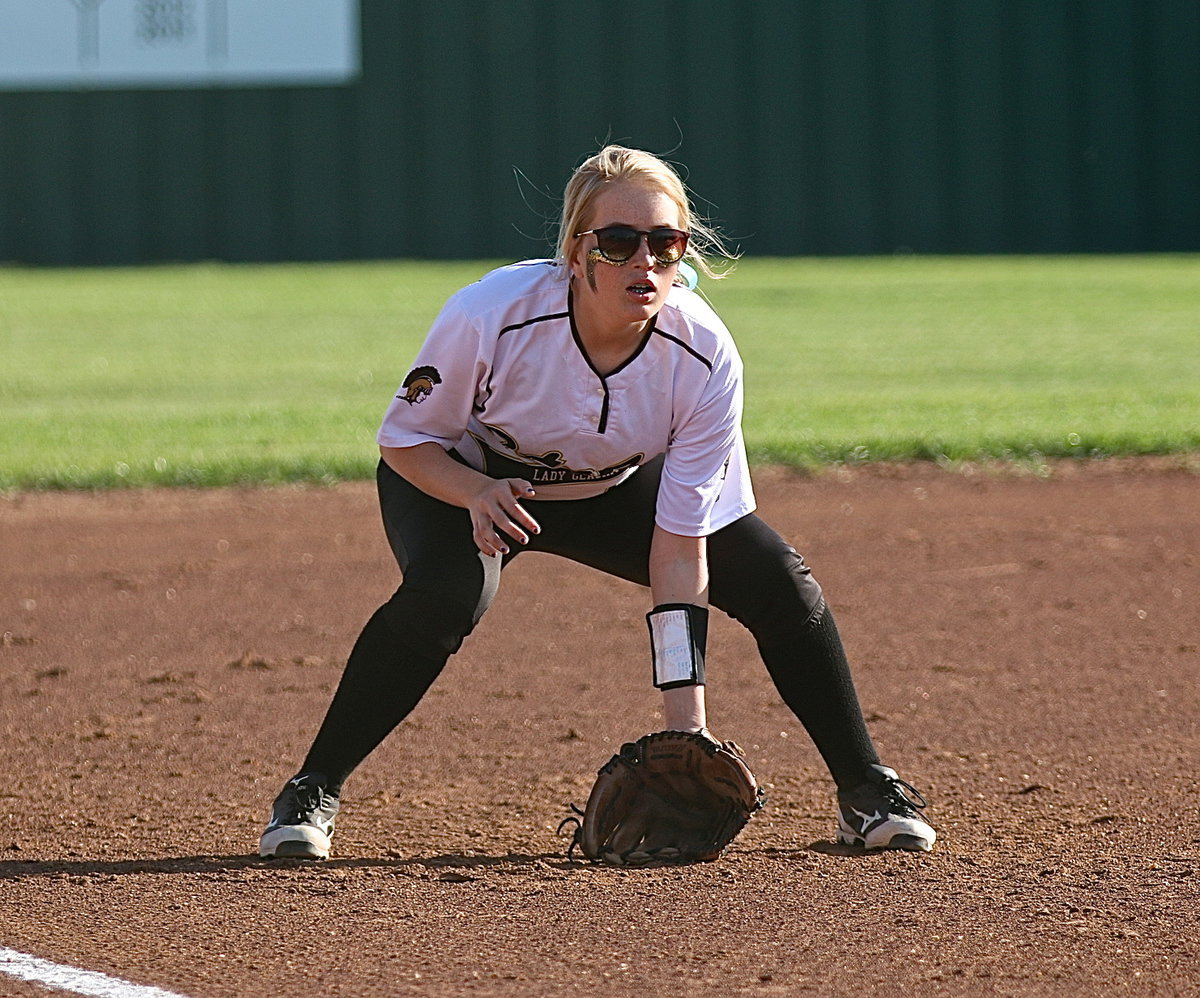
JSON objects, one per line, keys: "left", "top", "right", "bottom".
{"left": 575, "top": 226, "right": 690, "bottom": 266}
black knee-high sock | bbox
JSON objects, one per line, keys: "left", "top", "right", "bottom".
{"left": 301, "top": 605, "right": 446, "bottom": 791}
{"left": 757, "top": 602, "right": 881, "bottom": 789}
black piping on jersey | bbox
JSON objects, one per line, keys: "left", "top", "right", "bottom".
{"left": 474, "top": 286, "right": 718, "bottom": 436}
{"left": 566, "top": 290, "right": 658, "bottom": 434}
{"left": 650, "top": 329, "right": 715, "bottom": 373}
{"left": 474, "top": 308, "right": 571, "bottom": 416}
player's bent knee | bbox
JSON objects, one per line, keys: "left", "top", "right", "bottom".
{"left": 376, "top": 580, "right": 493, "bottom": 660}
{"left": 711, "top": 532, "right": 824, "bottom": 629}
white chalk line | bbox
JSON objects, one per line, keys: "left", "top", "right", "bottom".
{"left": 0, "top": 946, "right": 192, "bottom": 998}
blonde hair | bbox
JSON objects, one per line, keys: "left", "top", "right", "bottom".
{"left": 556, "top": 145, "right": 736, "bottom": 280}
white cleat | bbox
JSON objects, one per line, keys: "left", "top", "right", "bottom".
{"left": 259, "top": 774, "right": 339, "bottom": 860}
{"left": 836, "top": 765, "right": 936, "bottom": 852}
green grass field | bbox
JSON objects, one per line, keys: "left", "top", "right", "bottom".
{"left": 1, "top": 256, "right": 1197, "bottom": 489}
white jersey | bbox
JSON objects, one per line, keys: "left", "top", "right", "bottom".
{"left": 377, "top": 260, "right": 756, "bottom": 537}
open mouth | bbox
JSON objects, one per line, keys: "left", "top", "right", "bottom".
{"left": 627, "top": 280, "right": 655, "bottom": 297}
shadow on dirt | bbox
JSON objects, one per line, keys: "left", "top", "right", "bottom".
{"left": 0, "top": 851, "right": 580, "bottom": 880}
{"left": 0, "top": 841, "right": 902, "bottom": 880}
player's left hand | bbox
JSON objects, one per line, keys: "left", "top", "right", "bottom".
{"left": 560, "top": 730, "right": 765, "bottom": 865}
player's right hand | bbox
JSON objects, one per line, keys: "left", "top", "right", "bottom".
{"left": 468, "top": 478, "right": 540, "bottom": 556}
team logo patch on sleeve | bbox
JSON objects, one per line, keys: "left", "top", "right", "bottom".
{"left": 398, "top": 365, "right": 442, "bottom": 405}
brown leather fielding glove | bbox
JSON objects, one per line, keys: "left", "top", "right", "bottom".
{"left": 561, "top": 730, "right": 766, "bottom": 865}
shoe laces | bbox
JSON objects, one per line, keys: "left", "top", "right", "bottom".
{"left": 286, "top": 777, "right": 327, "bottom": 818}
{"left": 879, "top": 774, "right": 928, "bottom": 816}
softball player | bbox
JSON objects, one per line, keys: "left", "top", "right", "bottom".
{"left": 259, "top": 146, "right": 935, "bottom": 860}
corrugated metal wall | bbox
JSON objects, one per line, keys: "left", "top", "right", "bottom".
{"left": 1, "top": 0, "right": 1197, "bottom": 265}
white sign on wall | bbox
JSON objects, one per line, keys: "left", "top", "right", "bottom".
{"left": 0, "top": 0, "right": 360, "bottom": 89}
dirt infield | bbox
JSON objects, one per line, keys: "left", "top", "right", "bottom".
{"left": 2, "top": 460, "right": 1198, "bottom": 997}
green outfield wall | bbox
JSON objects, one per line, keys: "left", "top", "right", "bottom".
{"left": 0, "top": 0, "right": 1197, "bottom": 264}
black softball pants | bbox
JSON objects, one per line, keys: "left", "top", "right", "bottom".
{"left": 301, "top": 457, "right": 881, "bottom": 791}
